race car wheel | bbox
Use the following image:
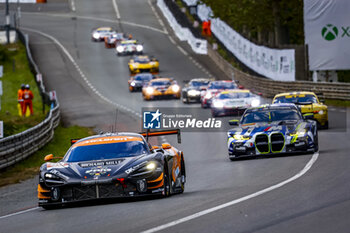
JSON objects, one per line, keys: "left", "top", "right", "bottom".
{"left": 314, "top": 131, "right": 319, "bottom": 152}
{"left": 179, "top": 156, "right": 186, "bottom": 193}
{"left": 162, "top": 168, "right": 170, "bottom": 197}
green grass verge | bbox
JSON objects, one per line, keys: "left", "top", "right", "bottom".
{"left": 0, "top": 124, "right": 93, "bottom": 187}
{"left": 325, "top": 99, "right": 350, "bottom": 107}
{"left": 0, "top": 42, "right": 47, "bottom": 137}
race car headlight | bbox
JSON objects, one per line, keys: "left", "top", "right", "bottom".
{"left": 318, "top": 110, "right": 324, "bottom": 115}
{"left": 188, "top": 90, "right": 200, "bottom": 96}
{"left": 45, "top": 173, "right": 60, "bottom": 179}
{"left": 205, "top": 92, "right": 212, "bottom": 99}
{"left": 93, "top": 33, "right": 100, "bottom": 39}
{"left": 116, "top": 46, "right": 124, "bottom": 53}
{"left": 233, "top": 134, "right": 251, "bottom": 140}
{"left": 251, "top": 99, "right": 260, "bottom": 107}
{"left": 130, "top": 82, "right": 136, "bottom": 87}
{"left": 146, "top": 162, "right": 156, "bottom": 170}
{"left": 172, "top": 85, "right": 180, "bottom": 93}
{"left": 213, "top": 101, "right": 224, "bottom": 109}
{"left": 136, "top": 45, "right": 143, "bottom": 52}
{"left": 146, "top": 87, "right": 154, "bottom": 95}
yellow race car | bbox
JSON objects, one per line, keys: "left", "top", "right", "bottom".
{"left": 128, "top": 55, "right": 159, "bottom": 74}
{"left": 142, "top": 78, "right": 181, "bottom": 100}
{"left": 272, "top": 91, "right": 328, "bottom": 129}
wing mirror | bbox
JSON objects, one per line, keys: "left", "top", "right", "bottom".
{"left": 44, "top": 154, "right": 63, "bottom": 161}
{"left": 229, "top": 119, "right": 239, "bottom": 126}
{"left": 162, "top": 143, "right": 172, "bottom": 150}
{"left": 152, "top": 146, "right": 159, "bottom": 150}
{"left": 303, "top": 113, "right": 314, "bottom": 120}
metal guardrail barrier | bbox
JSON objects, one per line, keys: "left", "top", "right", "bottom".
{"left": 0, "top": 29, "right": 60, "bottom": 170}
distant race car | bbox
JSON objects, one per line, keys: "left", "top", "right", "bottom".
{"left": 37, "top": 129, "right": 186, "bottom": 209}
{"left": 182, "top": 78, "right": 210, "bottom": 103}
{"left": 104, "top": 32, "right": 126, "bottom": 48}
{"left": 201, "top": 80, "right": 238, "bottom": 108}
{"left": 227, "top": 104, "right": 318, "bottom": 161}
{"left": 128, "top": 55, "right": 159, "bottom": 74}
{"left": 272, "top": 91, "right": 328, "bottom": 129}
{"left": 128, "top": 73, "right": 155, "bottom": 92}
{"left": 116, "top": 40, "right": 143, "bottom": 56}
{"left": 91, "top": 27, "right": 117, "bottom": 42}
{"left": 142, "top": 78, "right": 181, "bottom": 100}
{"left": 211, "top": 90, "right": 261, "bottom": 117}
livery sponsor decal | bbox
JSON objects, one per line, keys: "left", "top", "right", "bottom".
{"left": 79, "top": 159, "right": 124, "bottom": 168}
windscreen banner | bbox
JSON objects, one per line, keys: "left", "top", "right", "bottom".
{"left": 304, "top": 0, "right": 350, "bottom": 70}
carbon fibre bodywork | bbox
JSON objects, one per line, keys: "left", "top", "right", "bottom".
{"left": 38, "top": 131, "right": 185, "bottom": 209}
{"left": 227, "top": 104, "right": 318, "bottom": 160}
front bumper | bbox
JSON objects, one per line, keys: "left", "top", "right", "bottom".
{"left": 38, "top": 173, "right": 164, "bottom": 206}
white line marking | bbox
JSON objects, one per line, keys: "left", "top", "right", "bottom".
{"left": 141, "top": 152, "right": 319, "bottom": 233}
{"left": 20, "top": 12, "right": 166, "bottom": 35}
{"left": 168, "top": 36, "right": 176, "bottom": 45}
{"left": 176, "top": 45, "right": 188, "bottom": 56}
{"left": 148, "top": 0, "right": 168, "bottom": 34}
{"left": 21, "top": 27, "right": 142, "bottom": 121}
{"left": 112, "top": 0, "right": 121, "bottom": 19}
{"left": 70, "top": 0, "right": 76, "bottom": 12}
{"left": 0, "top": 207, "right": 39, "bottom": 220}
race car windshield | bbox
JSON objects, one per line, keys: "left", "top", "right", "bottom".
{"left": 134, "top": 74, "right": 152, "bottom": 81}
{"left": 191, "top": 81, "right": 209, "bottom": 87}
{"left": 151, "top": 81, "right": 171, "bottom": 86}
{"left": 218, "top": 92, "right": 252, "bottom": 99}
{"left": 208, "top": 82, "right": 236, "bottom": 90}
{"left": 274, "top": 95, "right": 318, "bottom": 104}
{"left": 66, "top": 141, "right": 149, "bottom": 162}
{"left": 134, "top": 57, "right": 150, "bottom": 63}
{"left": 242, "top": 109, "right": 301, "bottom": 124}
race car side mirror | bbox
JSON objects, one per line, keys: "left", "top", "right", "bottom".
{"left": 44, "top": 154, "right": 63, "bottom": 161}
{"left": 162, "top": 143, "right": 172, "bottom": 150}
{"left": 229, "top": 119, "right": 239, "bottom": 126}
{"left": 44, "top": 154, "right": 53, "bottom": 161}
{"left": 152, "top": 146, "right": 159, "bottom": 150}
{"left": 303, "top": 113, "right": 314, "bottom": 120}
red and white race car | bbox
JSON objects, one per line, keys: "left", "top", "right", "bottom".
{"left": 200, "top": 80, "right": 238, "bottom": 108}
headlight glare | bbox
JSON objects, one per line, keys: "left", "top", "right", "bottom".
{"left": 213, "top": 101, "right": 224, "bottom": 108}
{"left": 116, "top": 46, "right": 124, "bottom": 53}
{"left": 251, "top": 99, "right": 260, "bottom": 107}
{"left": 136, "top": 45, "right": 143, "bottom": 52}
{"left": 172, "top": 85, "right": 180, "bottom": 92}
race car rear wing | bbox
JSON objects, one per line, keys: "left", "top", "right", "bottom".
{"left": 140, "top": 129, "right": 181, "bottom": 144}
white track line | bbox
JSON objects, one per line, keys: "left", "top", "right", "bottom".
{"left": 0, "top": 207, "right": 39, "bottom": 220}
{"left": 71, "top": 0, "right": 76, "bottom": 12}
{"left": 21, "top": 27, "right": 142, "bottom": 121}
{"left": 112, "top": 0, "right": 121, "bottom": 19}
{"left": 21, "top": 12, "right": 166, "bottom": 35}
{"left": 141, "top": 152, "right": 319, "bottom": 233}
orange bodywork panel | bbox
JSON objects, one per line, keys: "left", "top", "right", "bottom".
{"left": 37, "top": 184, "right": 51, "bottom": 199}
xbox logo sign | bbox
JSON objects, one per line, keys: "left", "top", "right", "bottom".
{"left": 321, "top": 24, "right": 338, "bottom": 41}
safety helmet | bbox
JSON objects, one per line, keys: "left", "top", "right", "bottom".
{"left": 25, "top": 84, "right": 30, "bottom": 89}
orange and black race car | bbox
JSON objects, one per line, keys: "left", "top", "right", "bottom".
{"left": 142, "top": 78, "right": 181, "bottom": 100}
{"left": 38, "top": 129, "right": 185, "bottom": 209}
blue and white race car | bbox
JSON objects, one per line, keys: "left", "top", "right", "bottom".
{"left": 227, "top": 104, "right": 318, "bottom": 161}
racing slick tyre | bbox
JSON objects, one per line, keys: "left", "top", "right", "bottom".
{"left": 179, "top": 156, "right": 186, "bottom": 193}
{"left": 314, "top": 131, "right": 319, "bottom": 152}
{"left": 162, "top": 168, "right": 171, "bottom": 197}
{"left": 324, "top": 121, "right": 329, "bottom": 130}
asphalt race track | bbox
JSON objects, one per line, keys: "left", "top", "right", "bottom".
{"left": 0, "top": 1, "right": 350, "bottom": 232}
